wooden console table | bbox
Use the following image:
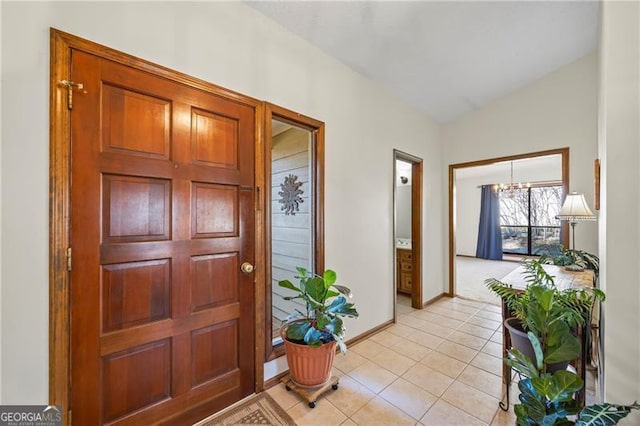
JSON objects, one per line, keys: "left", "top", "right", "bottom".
{"left": 499, "top": 264, "right": 595, "bottom": 409}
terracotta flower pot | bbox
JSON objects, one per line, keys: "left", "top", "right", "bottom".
{"left": 281, "top": 325, "right": 337, "bottom": 388}
{"left": 504, "top": 317, "right": 569, "bottom": 373}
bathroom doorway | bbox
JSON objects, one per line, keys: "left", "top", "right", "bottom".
{"left": 393, "top": 150, "right": 423, "bottom": 310}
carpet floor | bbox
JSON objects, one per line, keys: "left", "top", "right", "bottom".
{"left": 455, "top": 256, "right": 520, "bottom": 305}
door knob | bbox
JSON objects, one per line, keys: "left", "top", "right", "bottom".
{"left": 240, "top": 262, "right": 254, "bottom": 274}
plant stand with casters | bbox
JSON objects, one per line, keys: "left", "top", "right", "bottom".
{"left": 281, "top": 375, "right": 339, "bottom": 408}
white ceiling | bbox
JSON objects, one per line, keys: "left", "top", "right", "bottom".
{"left": 248, "top": 1, "right": 599, "bottom": 122}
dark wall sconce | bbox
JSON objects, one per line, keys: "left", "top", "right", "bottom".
{"left": 400, "top": 176, "right": 408, "bottom": 184}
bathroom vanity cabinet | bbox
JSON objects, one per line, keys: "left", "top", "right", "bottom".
{"left": 396, "top": 248, "right": 413, "bottom": 294}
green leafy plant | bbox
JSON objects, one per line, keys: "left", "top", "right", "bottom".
{"left": 551, "top": 248, "right": 600, "bottom": 276}
{"left": 486, "top": 259, "right": 637, "bottom": 425}
{"left": 278, "top": 267, "right": 358, "bottom": 354}
{"left": 486, "top": 257, "right": 604, "bottom": 340}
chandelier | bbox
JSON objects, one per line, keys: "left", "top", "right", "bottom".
{"left": 497, "top": 161, "right": 530, "bottom": 195}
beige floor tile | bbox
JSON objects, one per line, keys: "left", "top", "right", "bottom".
{"left": 325, "top": 375, "right": 376, "bottom": 417}
{"left": 444, "top": 303, "right": 482, "bottom": 315}
{"left": 410, "top": 309, "right": 439, "bottom": 321}
{"left": 490, "top": 407, "right": 517, "bottom": 426}
{"left": 420, "top": 351, "right": 467, "bottom": 378}
{"left": 419, "top": 322, "right": 457, "bottom": 339}
{"left": 370, "top": 348, "right": 417, "bottom": 376}
{"left": 333, "top": 350, "right": 367, "bottom": 374}
{"left": 490, "top": 330, "right": 503, "bottom": 343}
{"left": 397, "top": 314, "right": 430, "bottom": 330}
{"left": 426, "top": 306, "right": 472, "bottom": 322}
{"left": 380, "top": 377, "right": 438, "bottom": 420}
{"left": 397, "top": 304, "right": 416, "bottom": 315}
{"left": 386, "top": 323, "right": 416, "bottom": 338}
{"left": 471, "top": 352, "right": 503, "bottom": 376}
{"left": 350, "top": 395, "right": 416, "bottom": 426}
{"left": 266, "top": 383, "right": 303, "bottom": 410}
{"left": 457, "top": 364, "right": 503, "bottom": 399}
{"left": 466, "top": 316, "right": 502, "bottom": 331}
{"left": 447, "top": 330, "right": 488, "bottom": 350}
{"left": 451, "top": 298, "right": 487, "bottom": 309}
{"left": 427, "top": 314, "right": 465, "bottom": 329}
{"left": 351, "top": 340, "right": 387, "bottom": 360}
{"left": 402, "top": 363, "right": 454, "bottom": 397}
{"left": 391, "top": 340, "right": 432, "bottom": 361}
{"left": 348, "top": 360, "right": 398, "bottom": 394}
{"left": 419, "top": 399, "right": 488, "bottom": 426}
{"left": 340, "top": 419, "right": 358, "bottom": 426}
{"left": 458, "top": 323, "right": 495, "bottom": 339}
{"left": 483, "top": 304, "right": 503, "bottom": 314}
{"left": 368, "top": 330, "right": 403, "bottom": 348}
{"left": 481, "top": 341, "right": 503, "bottom": 358}
{"left": 441, "top": 381, "right": 500, "bottom": 424}
{"left": 408, "top": 330, "right": 445, "bottom": 349}
{"left": 435, "top": 340, "right": 479, "bottom": 363}
{"left": 474, "top": 310, "right": 503, "bottom": 322}
{"left": 287, "top": 399, "right": 347, "bottom": 426}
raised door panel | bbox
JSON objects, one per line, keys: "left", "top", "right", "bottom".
{"left": 102, "top": 259, "right": 171, "bottom": 332}
{"left": 102, "top": 339, "right": 171, "bottom": 423}
{"left": 102, "top": 84, "right": 171, "bottom": 159}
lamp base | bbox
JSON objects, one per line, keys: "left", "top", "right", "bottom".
{"left": 565, "top": 264, "right": 585, "bottom": 272}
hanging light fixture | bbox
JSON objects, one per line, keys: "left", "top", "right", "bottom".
{"left": 498, "top": 161, "right": 531, "bottom": 196}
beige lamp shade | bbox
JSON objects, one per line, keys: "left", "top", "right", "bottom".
{"left": 556, "top": 192, "right": 596, "bottom": 221}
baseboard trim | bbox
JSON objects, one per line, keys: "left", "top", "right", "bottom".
{"left": 344, "top": 319, "right": 394, "bottom": 348}
{"left": 423, "top": 292, "right": 449, "bottom": 308}
{"left": 264, "top": 370, "right": 289, "bottom": 390}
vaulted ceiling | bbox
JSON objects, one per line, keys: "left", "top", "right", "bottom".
{"left": 248, "top": 1, "right": 599, "bottom": 122}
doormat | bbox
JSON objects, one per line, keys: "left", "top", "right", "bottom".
{"left": 199, "top": 393, "right": 295, "bottom": 425}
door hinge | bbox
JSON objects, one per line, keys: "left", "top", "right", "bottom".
{"left": 58, "top": 80, "right": 84, "bottom": 110}
{"left": 67, "top": 409, "right": 71, "bottom": 425}
{"left": 66, "top": 247, "right": 72, "bottom": 272}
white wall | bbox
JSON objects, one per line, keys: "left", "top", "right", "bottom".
{"left": 0, "top": 2, "right": 443, "bottom": 400}
{"left": 456, "top": 158, "right": 562, "bottom": 256}
{"left": 443, "top": 53, "right": 598, "bottom": 283}
{"left": 598, "top": 0, "right": 640, "bottom": 413}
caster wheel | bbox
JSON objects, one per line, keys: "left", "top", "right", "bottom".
{"left": 308, "top": 401, "right": 316, "bottom": 409}
{"left": 332, "top": 384, "right": 339, "bottom": 390}
{"left": 285, "top": 385, "right": 291, "bottom": 391}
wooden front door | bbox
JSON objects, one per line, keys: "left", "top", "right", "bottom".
{"left": 69, "top": 50, "right": 256, "bottom": 425}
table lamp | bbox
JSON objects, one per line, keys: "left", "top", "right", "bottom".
{"left": 556, "top": 192, "right": 596, "bottom": 271}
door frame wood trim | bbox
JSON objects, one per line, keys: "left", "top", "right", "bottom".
{"left": 49, "top": 28, "right": 266, "bottom": 416}
{"left": 447, "top": 147, "right": 570, "bottom": 297}
{"left": 393, "top": 150, "right": 423, "bottom": 310}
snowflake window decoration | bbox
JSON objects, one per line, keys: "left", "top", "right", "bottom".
{"left": 278, "top": 174, "right": 304, "bottom": 216}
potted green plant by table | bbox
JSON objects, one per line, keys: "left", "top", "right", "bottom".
{"left": 278, "top": 267, "right": 358, "bottom": 388}
{"left": 487, "top": 259, "right": 638, "bottom": 425}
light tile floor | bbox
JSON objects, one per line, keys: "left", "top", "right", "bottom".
{"left": 267, "top": 295, "right": 521, "bottom": 425}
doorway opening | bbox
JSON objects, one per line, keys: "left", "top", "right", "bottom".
{"left": 393, "top": 150, "right": 423, "bottom": 311}
{"left": 448, "top": 148, "right": 570, "bottom": 301}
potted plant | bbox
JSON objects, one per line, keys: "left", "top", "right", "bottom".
{"left": 278, "top": 267, "right": 358, "bottom": 387}
{"left": 486, "top": 258, "right": 603, "bottom": 374}
{"left": 487, "top": 259, "right": 638, "bottom": 425}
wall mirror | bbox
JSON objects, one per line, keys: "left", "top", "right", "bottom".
{"left": 264, "top": 103, "right": 324, "bottom": 361}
